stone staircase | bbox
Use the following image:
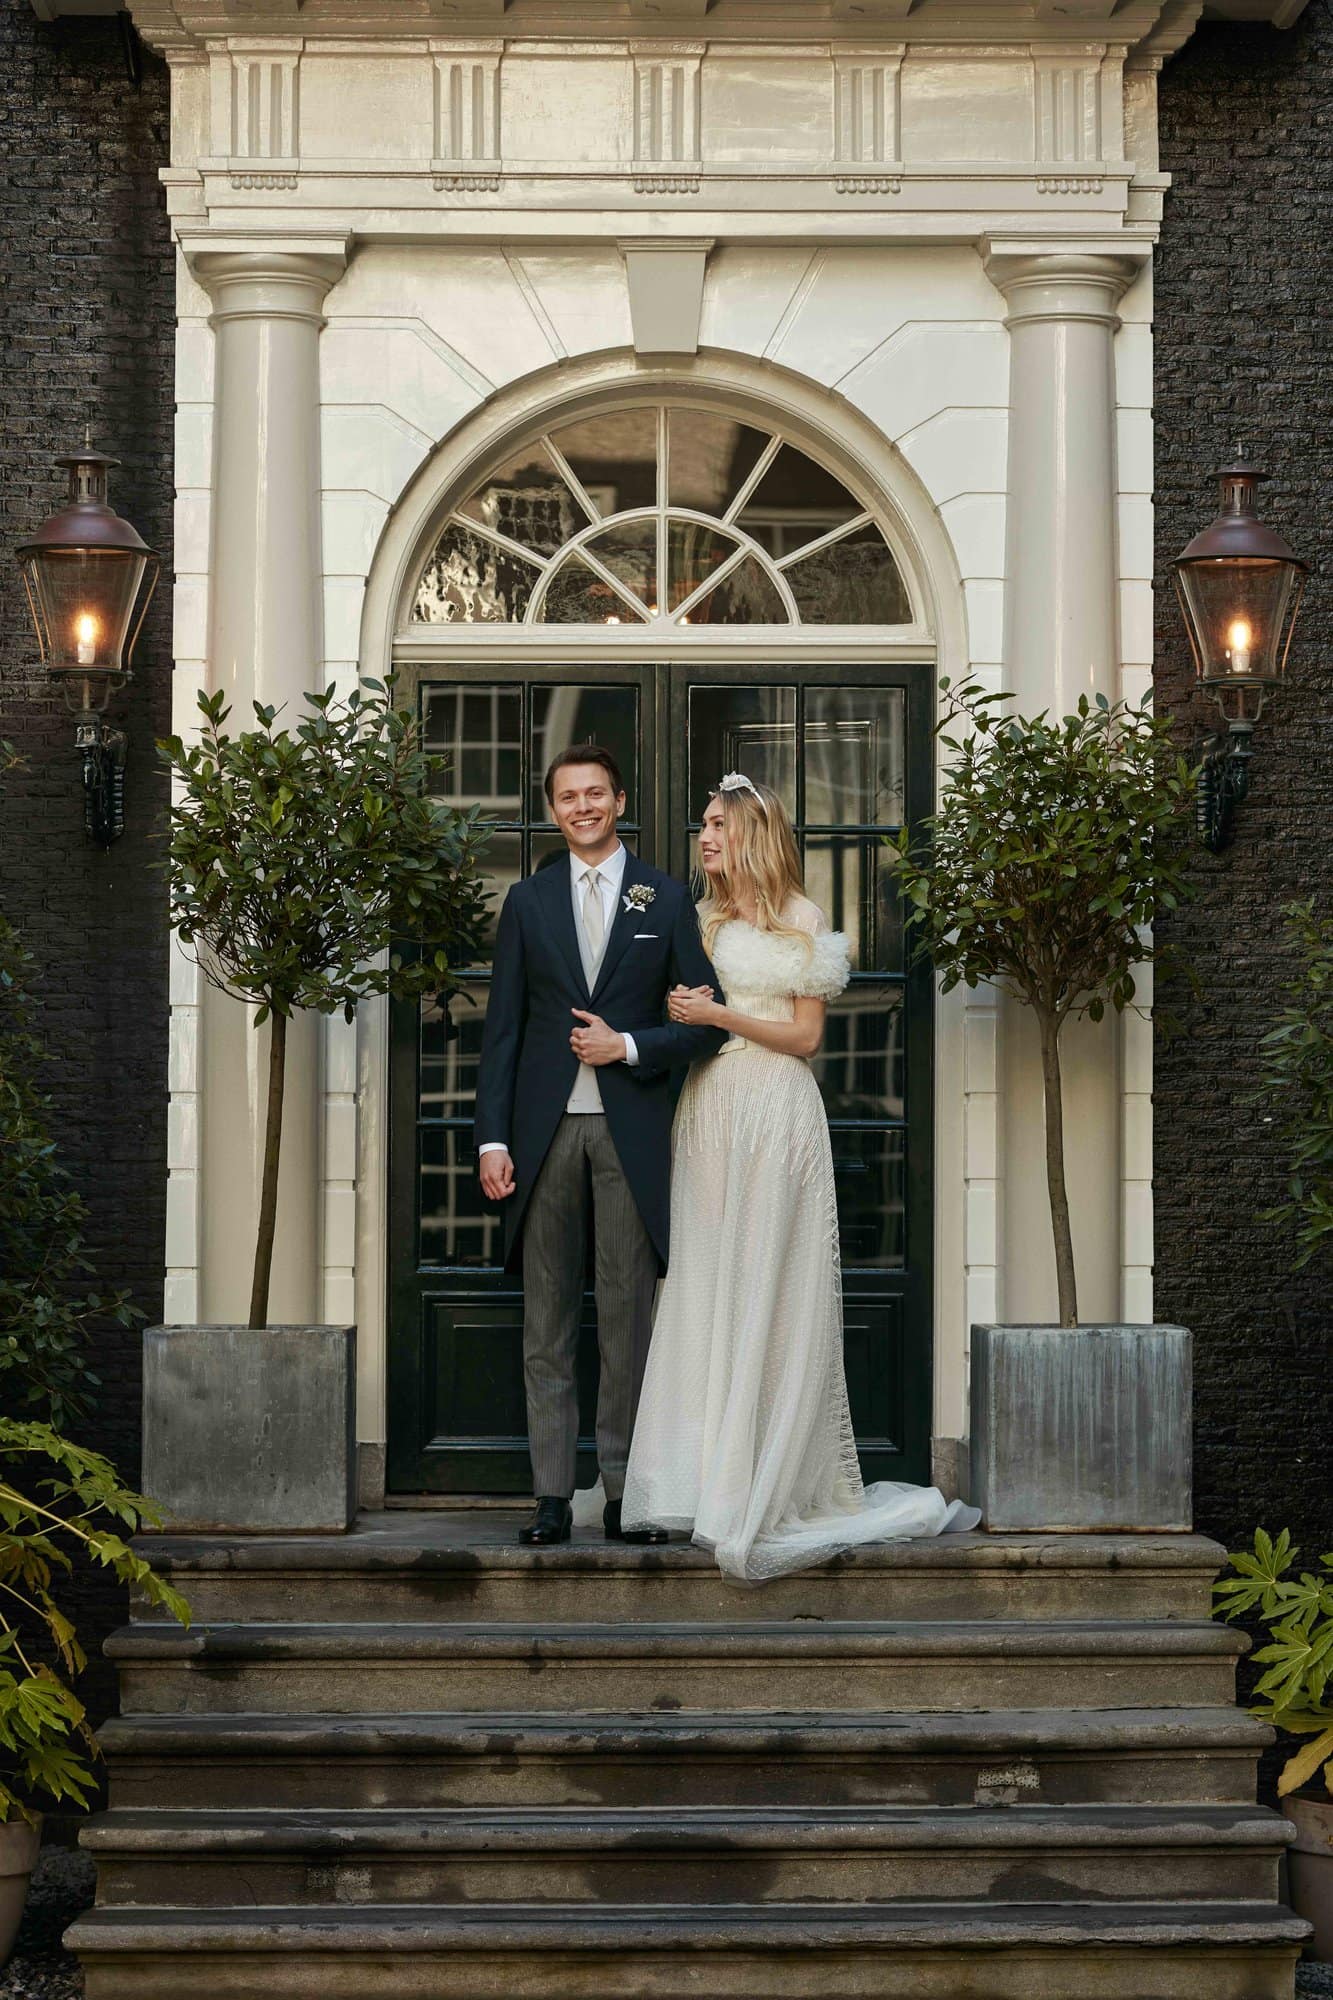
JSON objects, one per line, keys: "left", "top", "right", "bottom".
{"left": 68, "top": 1515, "right": 1309, "bottom": 1998}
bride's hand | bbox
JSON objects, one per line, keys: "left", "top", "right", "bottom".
{"left": 668, "top": 984, "right": 717, "bottom": 1025}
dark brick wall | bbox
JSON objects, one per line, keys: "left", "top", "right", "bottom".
{"left": 0, "top": 0, "right": 173, "bottom": 1716}
{"left": 1156, "top": 0, "right": 1333, "bottom": 1565}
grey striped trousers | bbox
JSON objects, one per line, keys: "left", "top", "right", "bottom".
{"left": 522, "top": 1113, "right": 659, "bottom": 1502}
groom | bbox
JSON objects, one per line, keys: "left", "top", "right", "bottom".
{"left": 475, "top": 744, "right": 727, "bottom": 1547}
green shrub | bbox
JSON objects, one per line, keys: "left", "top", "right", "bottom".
{"left": 0, "top": 744, "right": 138, "bottom": 1427}
{"left": 0, "top": 1420, "right": 189, "bottom": 1822}
{"left": 1214, "top": 1528, "right": 1333, "bottom": 1799}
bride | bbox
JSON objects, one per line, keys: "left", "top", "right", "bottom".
{"left": 621, "top": 772, "right": 980, "bottom": 1580}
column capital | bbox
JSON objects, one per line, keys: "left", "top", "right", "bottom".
{"left": 981, "top": 242, "right": 1149, "bottom": 329}
{"left": 179, "top": 232, "right": 352, "bottom": 326}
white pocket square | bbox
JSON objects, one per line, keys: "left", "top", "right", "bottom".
{"left": 633, "top": 933, "right": 658, "bottom": 940}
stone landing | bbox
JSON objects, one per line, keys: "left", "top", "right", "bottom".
{"left": 68, "top": 1515, "right": 1308, "bottom": 1999}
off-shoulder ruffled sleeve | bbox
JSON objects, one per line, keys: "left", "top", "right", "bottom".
{"left": 792, "top": 926, "right": 851, "bottom": 1001}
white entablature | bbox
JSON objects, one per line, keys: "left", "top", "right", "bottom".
{"left": 130, "top": 0, "right": 1294, "bottom": 239}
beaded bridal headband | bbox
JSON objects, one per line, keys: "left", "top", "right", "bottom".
{"left": 717, "top": 771, "right": 768, "bottom": 811}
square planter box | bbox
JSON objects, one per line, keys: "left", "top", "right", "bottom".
{"left": 142, "top": 1325, "right": 356, "bottom": 1534}
{"left": 969, "top": 1323, "right": 1192, "bottom": 1533}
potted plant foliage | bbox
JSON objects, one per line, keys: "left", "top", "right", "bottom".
{"left": 150, "top": 678, "right": 491, "bottom": 1532}
{"left": 887, "top": 680, "right": 1197, "bottom": 1530}
{"left": 1215, "top": 1529, "right": 1333, "bottom": 1959}
{"left": 0, "top": 1421, "right": 189, "bottom": 1964}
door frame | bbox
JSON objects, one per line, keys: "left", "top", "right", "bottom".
{"left": 385, "top": 639, "right": 937, "bottom": 1493}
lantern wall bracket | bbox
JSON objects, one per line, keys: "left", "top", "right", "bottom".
{"left": 1196, "top": 716, "right": 1254, "bottom": 853}
{"left": 74, "top": 707, "right": 128, "bottom": 849}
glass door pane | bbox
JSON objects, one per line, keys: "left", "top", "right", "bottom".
{"left": 673, "top": 661, "right": 931, "bottom": 1482}
{"left": 389, "top": 665, "right": 653, "bottom": 1494}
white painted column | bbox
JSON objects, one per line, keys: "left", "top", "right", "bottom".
{"left": 984, "top": 246, "right": 1144, "bottom": 1326}
{"left": 188, "top": 239, "right": 349, "bottom": 1327}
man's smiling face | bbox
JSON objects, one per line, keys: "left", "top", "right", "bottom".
{"left": 549, "top": 762, "right": 626, "bottom": 864}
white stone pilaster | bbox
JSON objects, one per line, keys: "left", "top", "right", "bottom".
{"left": 185, "top": 235, "right": 349, "bottom": 1328}
{"left": 984, "top": 244, "right": 1144, "bottom": 1329}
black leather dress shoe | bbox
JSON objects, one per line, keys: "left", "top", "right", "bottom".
{"left": 519, "top": 1497, "right": 573, "bottom": 1546}
{"left": 604, "top": 1497, "right": 668, "bottom": 1545}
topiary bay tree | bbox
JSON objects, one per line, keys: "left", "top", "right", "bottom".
{"left": 886, "top": 678, "right": 1196, "bottom": 1329}
{"left": 160, "top": 678, "right": 492, "bottom": 1330}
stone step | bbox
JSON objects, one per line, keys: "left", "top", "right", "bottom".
{"left": 131, "top": 1522, "right": 1229, "bottom": 1626}
{"left": 67, "top": 1900, "right": 1310, "bottom": 2000}
{"left": 99, "top": 1707, "right": 1272, "bottom": 1811}
{"left": 82, "top": 1802, "right": 1293, "bottom": 1908}
{"left": 105, "top": 1618, "right": 1245, "bottom": 1716}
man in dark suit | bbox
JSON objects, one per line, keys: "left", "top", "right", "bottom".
{"left": 475, "top": 744, "right": 726, "bottom": 1547}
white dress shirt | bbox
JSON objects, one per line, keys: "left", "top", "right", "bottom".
{"left": 479, "top": 843, "right": 638, "bottom": 1158}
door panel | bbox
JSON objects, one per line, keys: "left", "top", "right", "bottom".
{"left": 389, "top": 658, "right": 932, "bottom": 1492}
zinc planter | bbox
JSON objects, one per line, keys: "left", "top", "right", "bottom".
{"left": 142, "top": 1325, "right": 356, "bottom": 1533}
{"left": 1289, "top": 1793, "right": 1333, "bottom": 1962}
{"left": 969, "top": 1323, "right": 1192, "bottom": 1532}
{"left": 0, "top": 1816, "right": 40, "bottom": 1968}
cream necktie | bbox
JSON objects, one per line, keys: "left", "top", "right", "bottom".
{"left": 582, "top": 868, "right": 605, "bottom": 961}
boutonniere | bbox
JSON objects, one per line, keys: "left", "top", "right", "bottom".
{"left": 623, "top": 882, "right": 656, "bottom": 914}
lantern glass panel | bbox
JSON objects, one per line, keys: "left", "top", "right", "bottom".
{"left": 1175, "top": 556, "right": 1303, "bottom": 687}
{"left": 24, "top": 548, "right": 148, "bottom": 676}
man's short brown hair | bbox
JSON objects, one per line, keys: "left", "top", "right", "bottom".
{"left": 543, "top": 743, "right": 627, "bottom": 805}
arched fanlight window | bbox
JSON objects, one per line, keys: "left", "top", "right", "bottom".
{"left": 408, "top": 404, "right": 912, "bottom": 629}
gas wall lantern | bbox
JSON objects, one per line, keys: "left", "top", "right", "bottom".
{"left": 1171, "top": 461, "right": 1307, "bottom": 853}
{"left": 17, "top": 446, "right": 159, "bottom": 848}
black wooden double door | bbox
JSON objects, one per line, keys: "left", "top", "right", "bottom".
{"left": 388, "top": 659, "right": 933, "bottom": 1492}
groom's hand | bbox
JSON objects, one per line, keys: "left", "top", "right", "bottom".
{"left": 479, "top": 1149, "right": 516, "bottom": 1201}
{"left": 570, "top": 1010, "right": 627, "bottom": 1067}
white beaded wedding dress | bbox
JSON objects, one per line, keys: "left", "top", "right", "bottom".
{"left": 621, "top": 898, "right": 981, "bottom": 1580}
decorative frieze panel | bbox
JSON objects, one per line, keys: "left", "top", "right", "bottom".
{"left": 432, "top": 42, "right": 503, "bottom": 189}
{"left": 632, "top": 41, "right": 703, "bottom": 185}
{"left": 1032, "top": 46, "right": 1104, "bottom": 165}
{"left": 833, "top": 44, "right": 904, "bottom": 166}
{"left": 212, "top": 37, "right": 301, "bottom": 184}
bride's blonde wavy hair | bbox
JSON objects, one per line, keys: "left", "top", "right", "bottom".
{"left": 698, "top": 779, "right": 812, "bottom": 955}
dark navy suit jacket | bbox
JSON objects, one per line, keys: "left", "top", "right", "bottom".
{"left": 472, "top": 850, "right": 727, "bottom": 1271}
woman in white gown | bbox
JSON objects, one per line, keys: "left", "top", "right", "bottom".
{"left": 621, "top": 772, "right": 980, "bottom": 1581}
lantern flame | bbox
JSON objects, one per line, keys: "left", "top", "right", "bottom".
{"left": 1227, "top": 618, "right": 1253, "bottom": 655}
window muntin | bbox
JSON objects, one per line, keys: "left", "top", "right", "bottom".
{"left": 409, "top": 405, "right": 911, "bottom": 629}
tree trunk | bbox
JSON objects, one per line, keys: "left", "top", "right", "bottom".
{"left": 248, "top": 1009, "right": 286, "bottom": 1330}
{"left": 1036, "top": 1005, "right": 1078, "bottom": 1328}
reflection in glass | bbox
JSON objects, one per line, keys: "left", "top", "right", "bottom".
{"left": 804, "top": 687, "right": 906, "bottom": 826}
{"left": 531, "top": 686, "right": 640, "bottom": 822}
{"left": 813, "top": 991, "right": 905, "bottom": 1122}
{"left": 550, "top": 409, "right": 658, "bottom": 516}
{"left": 538, "top": 556, "right": 647, "bottom": 625}
{"left": 785, "top": 522, "right": 911, "bottom": 625}
{"left": 736, "top": 443, "right": 862, "bottom": 557}
{"left": 422, "top": 684, "right": 522, "bottom": 813}
{"left": 420, "top": 985, "right": 489, "bottom": 1121}
{"left": 456, "top": 445, "right": 580, "bottom": 557}
{"left": 412, "top": 522, "right": 537, "bottom": 625}
{"left": 688, "top": 685, "right": 796, "bottom": 820}
{"left": 668, "top": 521, "right": 740, "bottom": 611}
{"left": 584, "top": 521, "right": 656, "bottom": 609}
{"left": 831, "top": 1127, "right": 906, "bottom": 1269}
{"left": 669, "top": 410, "right": 770, "bottom": 516}
{"left": 804, "top": 838, "right": 904, "bottom": 973}
{"left": 420, "top": 1125, "right": 504, "bottom": 1269}
{"left": 686, "top": 555, "right": 789, "bottom": 626}
{"left": 476, "top": 832, "right": 523, "bottom": 955}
